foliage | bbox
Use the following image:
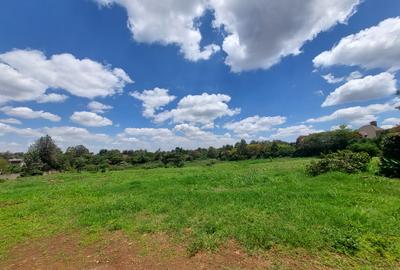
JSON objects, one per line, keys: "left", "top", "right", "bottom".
{"left": 65, "top": 145, "right": 91, "bottom": 172}
{"left": 0, "top": 157, "right": 9, "bottom": 173}
{"left": 21, "top": 148, "right": 44, "bottom": 177}
{"left": 99, "top": 149, "right": 124, "bottom": 165}
{"left": 380, "top": 133, "right": 400, "bottom": 178}
{"left": 1, "top": 158, "right": 399, "bottom": 268}
{"left": 348, "top": 139, "right": 380, "bottom": 157}
{"left": 295, "top": 126, "right": 360, "bottom": 157}
{"left": 161, "top": 148, "right": 185, "bottom": 167}
{"left": 1, "top": 125, "right": 384, "bottom": 175}
{"left": 22, "top": 135, "right": 64, "bottom": 176}
{"left": 306, "top": 150, "right": 371, "bottom": 176}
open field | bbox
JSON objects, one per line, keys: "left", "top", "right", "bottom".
{"left": 1, "top": 158, "right": 400, "bottom": 269}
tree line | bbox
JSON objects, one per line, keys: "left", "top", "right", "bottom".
{"left": 0, "top": 125, "right": 398, "bottom": 177}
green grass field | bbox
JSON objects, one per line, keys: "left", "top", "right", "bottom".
{"left": 1, "top": 158, "right": 399, "bottom": 268}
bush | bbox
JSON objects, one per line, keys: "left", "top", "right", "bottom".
{"left": 379, "top": 133, "right": 400, "bottom": 178}
{"left": 306, "top": 150, "right": 371, "bottom": 176}
{"left": 0, "top": 157, "right": 9, "bottom": 174}
{"left": 295, "top": 127, "right": 360, "bottom": 157}
{"left": 348, "top": 141, "right": 380, "bottom": 157}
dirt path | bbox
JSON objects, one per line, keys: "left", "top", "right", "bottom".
{"left": 0, "top": 174, "right": 20, "bottom": 180}
{"left": 0, "top": 232, "right": 335, "bottom": 270}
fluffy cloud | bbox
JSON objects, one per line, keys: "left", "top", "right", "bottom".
{"left": 130, "top": 88, "right": 176, "bottom": 118}
{"left": 43, "top": 126, "right": 111, "bottom": 144}
{"left": 382, "top": 117, "right": 400, "bottom": 129}
{"left": 321, "top": 71, "right": 363, "bottom": 84}
{"left": 0, "top": 63, "right": 47, "bottom": 104}
{"left": 0, "top": 49, "right": 133, "bottom": 103}
{"left": 37, "top": 93, "right": 69, "bottom": 103}
{"left": 174, "top": 123, "right": 233, "bottom": 142}
{"left": 0, "top": 118, "right": 22, "bottom": 125}
{"left": 154, "top": 93, "right": 240, "bottom": 126}
{"left": 116, "top": 125, "right": 235, "bottom": 150}
{"left": 322, "top": 73, "right": 345, "bottom": 84}
{"left": 314, "top": 17, "right": 400, "bottom": 71}
{"left": 96, "top": 0, "right": 220, "bottom": 61}
{"left": 0, "top": 141, "right": 24, "bottom": 153}
{"left": 95, "top": 0, "right": 359, "bottom": 71}
{"left": 211, "top": 0, "right": 360, "bottom": 71}
{"left": 0, "top": 123, "right": 42, "bottom": 137}
{"left": 123, "top": 127, "right": 175, "bottom": 138}
{"left": 224, "top": 115, "right": 286, "bottom": 136}
{"left": 347, "top": 71, "right": 363, "bottom": 80}
{"left": 269, "top": 125, "right": 322, "bottom": 141}
{"left": 0, "top": 124, "right": 111, "bottom": 151}
{"left": 88, "top": 101, "right": 113, "bottom": 114}
{"left": 322, "top": 72, "right": 398, "bottom": 107}
{"left": 1, "top": 106, "right": 61, "bottom": 122}
{"left": 70, "top": 111, "right": 113, "bottom": 127}
{"left": 306, "top": 100, "right": 398, "bottom": 126}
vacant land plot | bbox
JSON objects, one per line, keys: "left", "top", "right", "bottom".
{"left": 0, "top": 158, "right": 399, "bottom": 269}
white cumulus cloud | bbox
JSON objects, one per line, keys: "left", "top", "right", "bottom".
{"left": 322, "top": 73, "right": 345, "bottom": 84}
{"left": 0, "top": 118, "right": 22, "bottom": 125}
{"left": 96, "top": 0, "right": 220, "bottom": 61}
{"left": 322, "top": 72, "right": 398, "bottom": 107}
{"left": 269, "top": 125, "right": 322, "bottom": 141}
{"left": 88, "top": 101, "right": 113, "bottom": 114}
{"left": 211, "top": 0, "right": 360, "bottom": 72}
{"left": 382, "top": 117, "right": 400, "bottom": 129}
{"left": 314, "top": 17, "right": 400, "bottom": 71}
{"left": 0, "top": 63, "right": 47, "bottom": 104}
{"left": 130, "top": 88, "right": 176, "bottom": 118}
{"left": 70, "top": 111, "right": 113, "bottom": 127}
{"left": 37, "top": 93, "right": 69, "bottom": 104}
{"left": 154, "top": 93, "right": 240, "bottom": 127}
{"left": 224, "top": 115, "right": 286, "bottom": 135}
{"left": 306, "top": 100, "right": 398, "bottom": 126}
{"left": 94, "top": 0, "right": 359, "bottom": 71}
{"left": 116, "top": 125, "right": 235, "bottom": 151}
{"left": 0, "top": 122, "right": 42, "bottom": 137}
{"left": 1, "top": 106, "right": 61, "bottom": 122}
{"left": 0, "top": 49, "right": 133, "bottom": 103}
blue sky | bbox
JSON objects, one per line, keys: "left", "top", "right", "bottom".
{"left": 0, "top": 0, "right": 399, "bottom": 152}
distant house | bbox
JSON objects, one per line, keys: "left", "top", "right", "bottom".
{"left": 358, "top": 121, "right": 384, "bottom": 139}
{"left": 8, "top": 158, "right": 24, "bottom": 167}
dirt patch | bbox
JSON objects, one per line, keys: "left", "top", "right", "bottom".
{"left": 1, "top": 232, "right": 335, "bottom": 270}
{"left": 0, "top": 174, "right": 20, "bottom": 180}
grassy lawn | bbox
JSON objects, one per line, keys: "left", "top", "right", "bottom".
{"left": 1, "top": 158, "right": 399, "bottom": 268}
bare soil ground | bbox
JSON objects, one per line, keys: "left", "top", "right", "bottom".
{"left": 0, "top": 232, "right": 334, "bottom": 270}
{"left": 0, "top": 174, "right": 20, "bottom": 180}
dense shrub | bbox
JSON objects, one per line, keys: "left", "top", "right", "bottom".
{"left": 295, "top": 127, "right": 360, "bottom": 157}
{"left": 348, "top": 140, "right": 380, "bottom": 157}
{"left": 379, "top": 133, "right": 400, "bottom": 178}
{"left": 306, "top": 150, "right": 371, "bottom": 176}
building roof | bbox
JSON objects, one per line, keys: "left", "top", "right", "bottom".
{"left": 358, "top": 123, "right": 384, "bottom": 139}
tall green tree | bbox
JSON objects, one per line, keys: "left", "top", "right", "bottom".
{"left": 23, "top": 135, "right": 63, "bottom": 175}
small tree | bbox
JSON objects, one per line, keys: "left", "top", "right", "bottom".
{"left": 65, "top": 145, "right": 91, "bottom": 170}
{"left": 235, "top": 139, "right": 248, "bottom": 160}
{"left": 23, "top": 135, "right": 63, "bottom": 176}
{"left": 22, "top": 148, "right": 44, "bottom": 176}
